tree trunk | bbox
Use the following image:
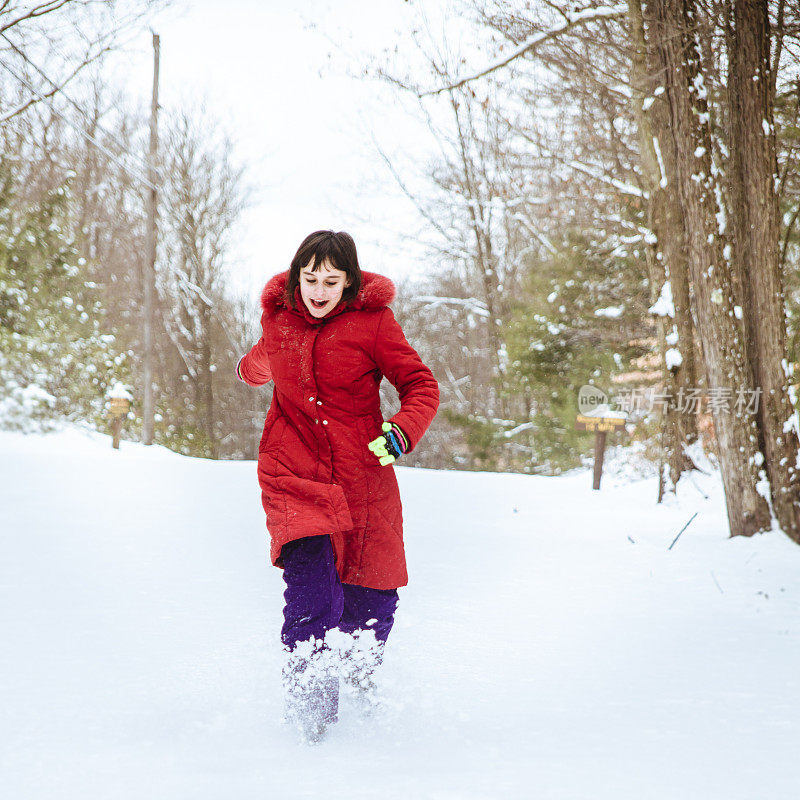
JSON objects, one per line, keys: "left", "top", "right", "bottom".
{"left": 727, "top": 0, "right": 800, "bottom": 542}
{"left": 198, "top": 301, "right": 217, "bottom": 459}
{"left": 629, "top": 0, "right": 700, "bottom": 500}
{"left": 648, "top": 0, "right": 771, "bottom": 536}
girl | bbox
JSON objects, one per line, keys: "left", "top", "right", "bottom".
{"left": 236, "top": 230, "right": 439, "bottom": 742}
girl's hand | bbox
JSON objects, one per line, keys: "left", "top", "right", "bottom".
{"left": 367, "top": 422, "right": 409, "bottom": 466}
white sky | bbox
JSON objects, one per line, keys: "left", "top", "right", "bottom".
{"left": 116, "top": 0, "right": 459, "bottom": 301}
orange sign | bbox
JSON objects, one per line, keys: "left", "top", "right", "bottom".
{"left": 575, "top": 414, "right": 626, "bottom": 433}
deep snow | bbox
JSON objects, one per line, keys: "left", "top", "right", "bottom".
{"left": 1, "top": 427, "right": 798, "bottom": 799}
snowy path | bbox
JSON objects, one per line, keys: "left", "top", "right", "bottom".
{"left": 1, "top": 428, "right": 798, "bottom": 799}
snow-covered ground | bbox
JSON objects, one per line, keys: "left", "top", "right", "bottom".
{"left": 1, "top": 427, "right": 798, "bottom": 799}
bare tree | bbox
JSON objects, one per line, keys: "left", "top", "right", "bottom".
{"left": 0, "top": 1, "right": 167, "bottom": 123}
{"left": 158, "top": 108, "right": 247, "bottom": 459}
{"left": 370, "top": 10, "right": 558, "bottom": 426}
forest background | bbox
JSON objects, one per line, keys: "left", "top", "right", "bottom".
{"left": 4, "top": 0, "right": 800, "bottom": 543}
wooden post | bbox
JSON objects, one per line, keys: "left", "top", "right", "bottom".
{"left": 593, "top": 429, "right": 607, "bottom": 490}
{"left": 575, "top": 413, "right": 626, "bottom": 491}
{"left": 142, "top": 32, "right": 160, "bottom": 446}
{"left": 107, "top": 395, "right": 132, "bottom": 449}
{"left": 111, "top": 416, "right": 122, "bottom": 449}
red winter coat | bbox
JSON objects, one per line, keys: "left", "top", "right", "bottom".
{"left": 237, "top": 270, "right": 439, "bottom": 589}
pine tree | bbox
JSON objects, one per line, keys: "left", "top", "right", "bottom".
{"left": 0, "top": 158, "right": 126, "bottom": 430}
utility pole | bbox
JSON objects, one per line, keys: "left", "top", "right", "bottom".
{"left": 143, "top": 32, "right": 160, "bottom": 445}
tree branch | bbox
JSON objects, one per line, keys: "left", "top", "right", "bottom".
{"left": 0, "top": 0, "right": 73, "bottom": 33}
{"left": 0, "top": 46, "right": 96, "bottom": 122}
{"left": 418, "top": 3, "right": 628, "bottom": 96}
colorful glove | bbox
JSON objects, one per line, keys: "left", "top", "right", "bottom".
{"left": 368, "top": 422, "right": 409, "bottom": 466}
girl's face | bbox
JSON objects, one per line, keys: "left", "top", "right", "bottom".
{"left": 299, "top": 259, "right": 351, "bottom": 318}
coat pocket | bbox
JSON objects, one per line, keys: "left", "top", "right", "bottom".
{"left": 357, "top": 414, "right": 388, "bottom": 466}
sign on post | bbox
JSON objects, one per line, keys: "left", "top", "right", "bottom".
{"left": 106, "top": 382, "right": 134, "bottom": 450}
{"left": 576, "top": 385, "right": 628, "bottom": 490}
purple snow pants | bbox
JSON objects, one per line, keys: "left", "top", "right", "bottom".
{"left": 280, "top": 534, "right": 399, "bottom": 725}
{"left": 280, "top": 534, "right": 399, "bottom": 647}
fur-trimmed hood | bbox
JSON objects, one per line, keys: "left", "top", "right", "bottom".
{"left": 260, "top": 269, "right": 396, "bottom": 316}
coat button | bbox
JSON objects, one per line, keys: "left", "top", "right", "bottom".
{"left": 322, "top": 419, "right": 328, "bottom": 425}
{"left": 314, "top": 419, "right": 319, "bottom": 425}
{"left": 316, "top": 400, "right": 322, "bottom": 406}
{"left": 308, "top": 396, "right": 315, "bottom": 402}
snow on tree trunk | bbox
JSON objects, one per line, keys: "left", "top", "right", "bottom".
{"left": 648, "top": 0, "right": 771, "bottom": 536}
{"left": 629, "top": 0, "right": 700, "bottom": 500}
{"left": 726, "top": 0, "right": 800, "bottom": 543}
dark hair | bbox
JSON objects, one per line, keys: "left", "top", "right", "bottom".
{"left": 286, "top": 230, "right": 362, "bottom": 308}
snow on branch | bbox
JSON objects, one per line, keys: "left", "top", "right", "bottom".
{"left": 503, "top": 421, "right": 536, "bottom": 438}
{"left": 566, "top": 160, "right": 645, "bottom": 198}
{"left": 412, "top": 295, "right": 491, "bottom": 317}
{"left": 419, "top": 4, "right": 629, "bottom": 97}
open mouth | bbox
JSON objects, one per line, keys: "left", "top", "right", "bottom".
{"left": 310, "top": 299, "right": 328, "bottom": 309}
